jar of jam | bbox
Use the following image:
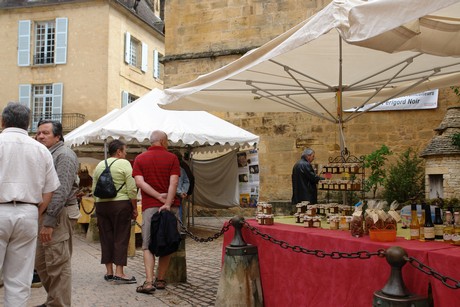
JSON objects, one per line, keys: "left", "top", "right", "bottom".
{"left": 303, "top": 216, "right": 313, "bottom": 228}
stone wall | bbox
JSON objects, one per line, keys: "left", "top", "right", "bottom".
{"left": 425, "top": 157, "right": 460, "bottom": 199}
{"left": 163, "top": 0, "right": 460, "bottom": 202}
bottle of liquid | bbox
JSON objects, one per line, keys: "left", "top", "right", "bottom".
{"left": 443, "top": 211, "right": 453, "bottom": 244}
{"left": 452, "top": 212, "right": 460, "bottom": 246}
{"left": 434, "top": 207, "right": 444, "bottom": 241}
{"left": 423, "top": 204, "right": 435, "bottom": 241}
{"left": 409, "top": 203, "right": 420, "bottom": 240}
{"left": 448, "top": 206, "right": 454, "bottom": 224}
{"left": 419, "top": 202, "right": 426, "bottom": 241}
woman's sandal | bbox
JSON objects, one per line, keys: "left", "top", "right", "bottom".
{"left": 136, "top": 281, "right": 155, "bottom": 294}
{"left": 153, "top": 279, "right": 166, "bottom": 290}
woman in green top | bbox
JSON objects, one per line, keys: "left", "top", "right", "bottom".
{"left": 92, "top": 140, "right": 138, "bottom": 284}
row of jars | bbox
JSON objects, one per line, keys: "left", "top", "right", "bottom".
{"left": 295, "top": 203, "right": 354, "bottom": 216}
{"left": 322, "top": 164, "right": 361, "bottom": 174}
{"left": 319, "top": 181, "right": 361, "bottom": 191}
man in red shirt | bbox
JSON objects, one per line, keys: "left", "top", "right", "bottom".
{"left": 132, "top": 130, "right": 180, "bottom": 293}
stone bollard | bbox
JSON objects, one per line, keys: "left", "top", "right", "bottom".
{"left": 215, "top": 216, "right": 263, "bottom": 307}
{"left": 165, "top": 233, "right": 187, "bottom": 282}
{"left": 373, "top": 246, "right": 428, "bottom": 307}
{"left": 86, "top": 213, "right": 99, "bottom": 242}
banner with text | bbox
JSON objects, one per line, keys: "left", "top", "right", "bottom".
{"left": 345, "top": 90, "right": 438, "bottom": 112}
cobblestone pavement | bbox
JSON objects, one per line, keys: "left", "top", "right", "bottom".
{"left": 1, "top": 217, "right": 234, "bottom": 307}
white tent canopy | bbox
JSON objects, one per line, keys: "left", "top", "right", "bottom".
{"left": 65, "top": 88, "right": 259, "bottom": 209}
{"left": 64, "top": 88, "right": 259, "bottom": 149}
{"left": 157, "top": 0, "right": 460, "bottom": 128}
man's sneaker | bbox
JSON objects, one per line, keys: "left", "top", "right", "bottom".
{"left": 31, "top": 270, "right": 42, "bottom": 288}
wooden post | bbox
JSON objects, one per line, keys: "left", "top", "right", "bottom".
{"left": 86, "top": 214, "right": 99, "bottom": 242}
{"left": 165, "top": 233, "right": 187, "bottom": 282}
{"left": 215, "top": 217, "right": 263, "bottom": 307}
{"left": 127, "top": 220, "right": 136, "bottom": 257}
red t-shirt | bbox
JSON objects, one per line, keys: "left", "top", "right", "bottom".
{"left": 132, "top": 146, "right": 181, "bottom": 210}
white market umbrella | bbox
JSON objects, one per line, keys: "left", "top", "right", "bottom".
{"left": 158, "top": 0, "right": 460, "bottom": 150}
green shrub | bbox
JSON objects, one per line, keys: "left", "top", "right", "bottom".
{"left": 364, "top": 145, "right": 392, "bottom": 198}
{"left": 383, "top": 148, "right": 424, "bottom": 204}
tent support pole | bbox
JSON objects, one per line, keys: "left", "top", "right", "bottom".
{"left": 337, "top": 36, "right": 345, "bottom": 153}
{"left": 338, "top": 36, "right": 348, "bottom": 205}
{"left": 103, "top": 139, "right": 108, "bottom": 160}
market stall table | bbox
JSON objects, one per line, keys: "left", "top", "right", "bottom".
{"left": 222, "top": 219, "right": 459, "bottom": 307}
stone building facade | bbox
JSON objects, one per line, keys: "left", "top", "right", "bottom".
{"left": 421, "top": 107, "right": 460, "bottom": 200}
{"left": 0, "top": 0, "right": 164, "bottom": 131}
{"left": 163, "top": 0, "right": 459, "bottom": 202}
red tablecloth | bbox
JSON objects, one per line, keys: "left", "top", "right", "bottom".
{"left": 222, "top": 220, "right": 459, "bottom": 307}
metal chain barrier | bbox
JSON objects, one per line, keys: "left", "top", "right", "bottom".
{"left": 405, "top": 256, "right": 460, "bottom": 289}
{"left": 80, "top": 201, "right": 95, "bottom": 215}
{"left": 243, "top": 220, "right": 386, "bottom": 259}
{"left": 134, "top": 214, "right": 460, "bottom": 291}
{"left": 177, "top": 217, "right": 232, "bottom": 242}
{"left": 243, "top": 221, "right": 460, "bottom": 290}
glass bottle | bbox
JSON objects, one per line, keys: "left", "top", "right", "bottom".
{"left": 423, "top": 204, "right": 435, "bottom": 241}
{"left": 452, "top": 212, "right": 460, "bottom": 246}
{"left": 434, "top": 207, "right": 444, "bottom": 241}
{"left": 448, "top": 206, "right": 454, "bottom": 225}
{"left": 419, "top": 202, "right": 426, "bottom": 241}
{"left": 443, "top": 211, "right": 453, "bottom": 244}
{"left": 409, "top": 203, "right": 420, "bottom": 240}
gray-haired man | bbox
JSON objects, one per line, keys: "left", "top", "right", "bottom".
{"left": 291, "top": 148, "right": 323, "bottom": 205}
{"left": 0, "top": 103, "right": 60, "bottom": 307}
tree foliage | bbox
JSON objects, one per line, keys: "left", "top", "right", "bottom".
{"left": 383, "top": 148, "right": 424, "bottom": 203}
{"left": 364, "top": 145, "right": 392, "bottom": 198}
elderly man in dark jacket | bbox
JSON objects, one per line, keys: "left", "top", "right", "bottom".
{"left": 291, "top": 148, "right": 323, "bottom": 205}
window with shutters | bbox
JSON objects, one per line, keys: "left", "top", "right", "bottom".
{"left": 17, "top": 18, "right": 68, "bottom": 67}
{"left": 124, "top": 32, "right": 148, "bottom": 72}
{"left": 19, "top": 83, "right": 63, "bottom": 131}
{"left": 153, "top": 50, "right": 164, "bottom": 81}
{"left": 121, "top": 91, "right": 139, "bottom": 107}
{"left": 129, "top": 36, "right": 141, "bottom": 68}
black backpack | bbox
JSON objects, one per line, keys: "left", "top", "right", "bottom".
{"left": 93, "top": 159, "right": 125, "bottom": 198}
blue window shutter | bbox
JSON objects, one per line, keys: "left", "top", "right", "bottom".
{"left": 141, "top": 42, "right": 148, "bottom": 72}
{"left": 124, "top": 32, "right": 131, "bottom": 64}
{"left": 19, "top": 84, "right": 31, "bottom": 108}
{"left": 55, "top": 18, "right": 68, "bottom": 64}
{"left": 52, "top": 83, "right": 63, "bottom": 122}
{"left": 121, "top": 91, "right": 129, "bottom": 107}
{"left": 18, "top": 20, "right": 31, "bottom": 66}
{"left": 153, "top": 49, "right": 159, "bottom": 78}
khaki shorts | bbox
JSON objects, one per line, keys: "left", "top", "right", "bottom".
{"left": 141, "top": 207, "right": 179, "bottom": 250}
